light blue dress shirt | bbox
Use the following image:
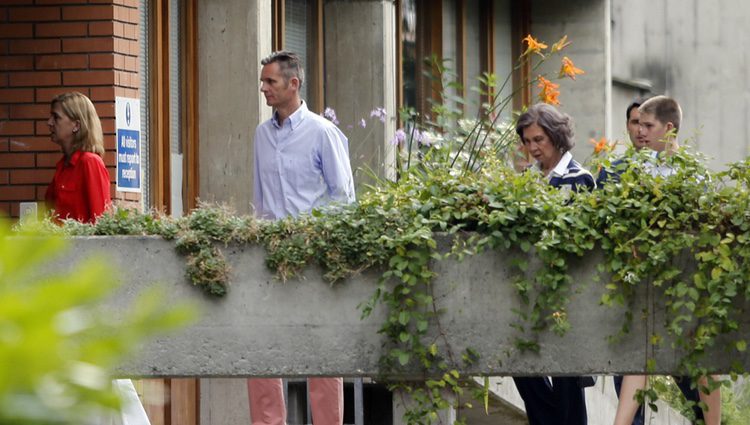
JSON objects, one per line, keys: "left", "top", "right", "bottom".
{"left": 253, "top": 101, "right": 356, "bottom": 220}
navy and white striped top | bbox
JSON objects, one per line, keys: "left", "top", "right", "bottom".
{"left": 545, "top": 151, "right": 596, "bottom": 192}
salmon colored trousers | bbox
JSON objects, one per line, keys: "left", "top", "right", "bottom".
{"left": 247, "top": 378, "right": 343, "bottom": 425}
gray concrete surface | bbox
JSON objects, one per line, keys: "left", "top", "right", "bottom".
{"left": 324, "top": 0, "right": 398, "bottom": 185}
{"left": 42, "top": 236, "right": 750, "bottom": 378}
{"left": 197, "top": 0, "right": 272, "bottom": 214}
{"left": 611, "top": 0, "right": 750, "bottom": 170}
{"left": 532, "top": 0, "right": 612, "bottom": 158}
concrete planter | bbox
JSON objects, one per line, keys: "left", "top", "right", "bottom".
{"left": 53, "top": 236, "right": 748, "bottom": 378}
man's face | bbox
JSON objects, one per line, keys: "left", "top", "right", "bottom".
{"left": 627, "top": 107, "right": 647, "bottom": 150}
{"left": 260, "top": 62, "right": 298, "bottom": 109}
{"left": 637, "top": 112, "right": 673, "bottom": 152}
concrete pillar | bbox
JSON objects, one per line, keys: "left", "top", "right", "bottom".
{"left": 324, "top": 0, "right": 398, "bottom": 186}
{"left": 197, "top": 0, "right": 272, "bottom": 214}
{"left": 196, "top": 2, "right": 270, "bottom": 422}
{"left": 531, "top": 0, "right": 612, "bottom": 160}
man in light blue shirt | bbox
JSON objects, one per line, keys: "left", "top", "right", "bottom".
{"left": 249, "top": 51, "right": 353, "bottom": 425}
{"left": 252, "top": 52, "right": 355, "bottom": 220}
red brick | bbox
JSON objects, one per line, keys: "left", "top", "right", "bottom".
{"left": 9, "top": 39, "right": 60, "bottom": 54}
{"left": 90, "top": 86, "right": 115, "bottom": 102}
{"left": 93, "top": 101, "right": 114, "bottom": 118}
{"left": 0, "top": 9, "right": 6, "bottom": 21}
{"left": 0, "top": 1, "right": 33, "bottom": 6}
{"left": 102, "top": 132, "right": 115, "bottom": 148}
{"left": 35, "top": 22, "right": 87, "bottom": 38}
{"left": 10, "top": 169, "right": 54, "bottom": 184}
{"left": 62, "top": 6, "right": 113, "bottom": 21}
{"left": 0, "top": 121, "right": 33, "bottom": 136}
{"left": 0, "top": 139, "right": 7, "bottom": 151}
{"left": 35, "top": 54, "right": 88, "bottom": 70}
{"left": 63, "top": 37, "right": 113, "bottom": 53}
{"left": 0, "top": 41, "right": 8, "bottom": 56}
{"left": 122, "top": 0, "right": 140, "bottom": 7}
{"left": 10, "top": 104, "right": 48, "bottom": 120}
{"left": 36, "top": 186, "right": 48, "bottom": 200}
{"left": 9, "top": 71, "right": 61, "bottom": 87}
{"left": 35, "top": 152, "right": 61, "bottom": 167}
{"left": 0, "top": 106, "right": 7, "bottom": 119}
{"left": 0, "top": 23, "right": 33, "bottom": 38}
{"left": 36, "top": 86, "right": 89, "bottom": 103}
{"left": 112, "top": 21, "right": 124, "bottom": 37}
{"left": 9, "top": 136, "right": 57, "bottom": 152}
{"left": 113, "top": 5, "right": 131, "bottom": 22}
{"left": 0, "top": 152, "right": 34, "bottom": 168}
{"left": 0, "top": 172, "right": 8, "bottom": 185}
{"left": 35, "top": 120, "right": 49, "bottom": 136}
{"left": 0, "top": 185, "right": 35, "bottom": 201}
{"left": 89, "top": 21, "right": 114, "bottom": 36}
{"left": 90, "top": 53, "right": 114, "bottom": 69}
{"left": 35, "top": 0, "right": 82, "bottom": 4}
{"left": 0, "top": 88, "right": 34, "bottom": 103}
{"left": 0, "top": 75, "right": 7, "bottom": 88}
{"left": 124, "top": 23, "right": 137, "bottom": 40}
{"left": 9, "top": 7, "right": 60, "bottom": 22}
{"left": 63, "top": 70, "right": 114, "bottom": 86}
{"left": 0, "top": 56, "right": 33, "bottom": 71}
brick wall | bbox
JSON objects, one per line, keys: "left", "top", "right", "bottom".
{"left": 0, "top": 0, "right": 141, "bottom": 218}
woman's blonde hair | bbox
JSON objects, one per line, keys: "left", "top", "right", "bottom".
{"left": 51, "top": 92, "right": 104, "bottom": 157}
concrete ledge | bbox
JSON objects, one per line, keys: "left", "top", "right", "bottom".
{"left": 50, "top": 236, "right": 750, "bottom": 377}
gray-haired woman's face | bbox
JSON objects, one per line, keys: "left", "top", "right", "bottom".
{"left": 521, "top": 122, "right": 562, "bottom": 172}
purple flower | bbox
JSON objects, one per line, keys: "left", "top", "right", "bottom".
{"left": 417, "top": 131, "right": 432, "bottom": 146}
{"left": 370, "top": 107, "right": 387, "bottom": 123}
{"left": 323, "top": 107, "right": 339, "bottom": 125}
{"left": 391, "top": 129, "right": 406, "bottom": 146}
{"left": 359, "top": 118, "right": 367, "bottom": 128}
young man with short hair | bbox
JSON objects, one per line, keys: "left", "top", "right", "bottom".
{"left": 613, "top": 95, "right": 721, "bottom": 425}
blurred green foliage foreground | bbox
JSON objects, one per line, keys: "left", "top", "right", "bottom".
{"left": 0, "top": 223, "right": 196, "bottom": 424}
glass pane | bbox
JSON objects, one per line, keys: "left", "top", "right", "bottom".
{"left": 169, "top": 0, "right": 183, "bottom": 216}
{"left": 285, "top": 0, "right": 309, "bottom": 102}
{"left": 465, "top": 0, "right": 481, "bottom": 118}
{"left": 401, "top": 0, "right": 417, "bottom": 110}
{"left": 493, "top": 0, "right": 513, "bottom": 122}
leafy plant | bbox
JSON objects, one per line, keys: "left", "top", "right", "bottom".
{"left": 0, "top": 223, "right": 195, "bottom": 424}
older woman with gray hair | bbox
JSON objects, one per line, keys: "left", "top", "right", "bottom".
{"left": 512, "top": 103, "right": 595, "bottom": 425}
{"left": 515, "top": 103, "right": 595, "bottom": 192}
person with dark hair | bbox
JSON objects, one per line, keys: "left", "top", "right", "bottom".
{"left": 596, "top": 98, "right": 651, "bottom": 186}
{"left": 513, "top": 103, "right": 594, "bottom": 425}
{"left": 613, "top": 95, "right": 721, "bottom": 425}
{"left": 45, "top": 91, "right": 111, "bottom": 223}
{"left": 249, "top": 50, "right": 354, "bottom": 425}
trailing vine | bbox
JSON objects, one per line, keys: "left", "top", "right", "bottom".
{"left": 14, "top": 35, "right": 750, "bottom": 423}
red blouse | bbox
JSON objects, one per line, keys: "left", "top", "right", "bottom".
{"left": 45, "top": 150, "right": 111, "bottom": 223}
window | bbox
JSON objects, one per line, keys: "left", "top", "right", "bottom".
{"left": 272, "top": 0, "right": 324, "bottom": 113}
{"left": 397, "top": 0, "right": 525, "bottom": 121}
{"left": 147, "top": 0, "right": 199, "bottom": 215}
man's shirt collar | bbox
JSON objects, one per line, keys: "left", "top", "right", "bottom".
{"left": 272, "top": 101, "right": 308, "bottom": 130}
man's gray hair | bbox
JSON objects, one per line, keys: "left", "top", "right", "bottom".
{"left": 515, "top": 103, "right": 575, "bottom": 152}
{"left": 261, "top": 50, "right": 305, "bottom": 88}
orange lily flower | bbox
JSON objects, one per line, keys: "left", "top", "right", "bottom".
{"left": 536, "top": 76, "right": 560, "bottom": 105}
{"left": 589, "top": 137, "right": 611, "bottom": 154}
{"left": 559, "top": 56, "right": 585, "bottom": 80}
{"left": 550, "top": 35, "right": 571, "bottom": 53}
{"left": 523, "top": 34, "right": 548, "bottom": 56}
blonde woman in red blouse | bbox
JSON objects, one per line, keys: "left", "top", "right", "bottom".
{"left": 45, "top": 92, "right": 111, "bottom": 223}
